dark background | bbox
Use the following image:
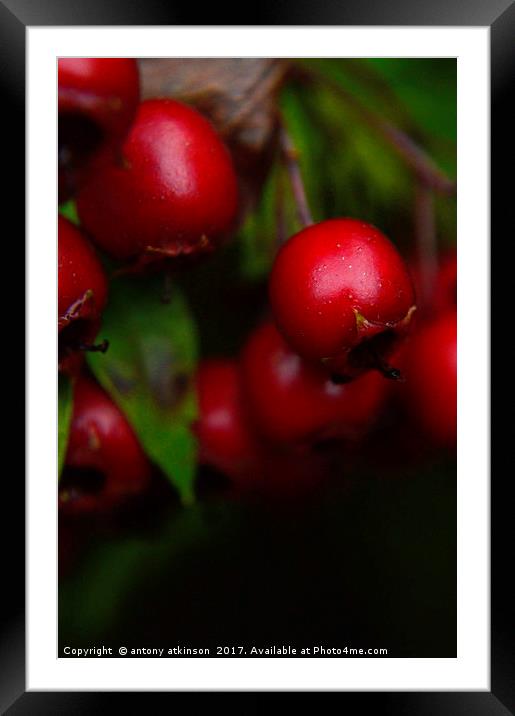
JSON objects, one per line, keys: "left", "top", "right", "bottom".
{"left": 59, "top": 460, "right": 456, "bottom": 657}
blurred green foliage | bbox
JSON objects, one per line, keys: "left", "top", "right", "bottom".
{"left": 367, "top": 59, "right": 457, "bottom": 144}
{"left": 238, "top": 58, "right": 456, "bottom": 281}
{"left": 58, "top": 373, "right": 73, "bottom": 478}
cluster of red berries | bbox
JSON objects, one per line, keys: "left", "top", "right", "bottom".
{"left": 58, "top": 58, "right": 238, "bottom": 514}
{"left": 58, "top": 58, "right": 456, "bottom": 516}
{"left": 400, "top": 253, "right": 457, "bottom": 448}
{"left": 196, "top": 223, "right": 456, "bottom": 491}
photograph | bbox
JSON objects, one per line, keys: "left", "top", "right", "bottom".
{"left": 0, "top": 0, "right": 507, "bottom": 705}
{"left": 57, "top": 57, "right": 458, "bottom": 658}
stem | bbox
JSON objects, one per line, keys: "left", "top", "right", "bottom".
{"left": 382, "top": 124, "right": 455, "bottom": 195}
{"left": 375, "top": 360, "right": 404, "bottom": 382}
{"left": 367, "top": 343, "right": 405, "bottom": 382}
{"left": 414, "top": 182, "right": 438, "bottom": 309}
{"left": 279, "top": 125, "right": 314, "bottom": 228}
{"left": 296, "top": 65, "right": 456, "bottom": 196}
{"left": 330, "top": 336, "right": 405, "bottom": 385}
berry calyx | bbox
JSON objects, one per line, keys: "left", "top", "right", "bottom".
{"left": 76, "top": 99, "right": 239, "bottom": 266}
{"left": 60, "top": 375, "right": 152, "bottom": 514}
{"left": 241, "top": 321, "right": 387, "bottom": 446}
{"left": 401, "top": 310, "right": 457, "bottom": 447}
{"left": 269, "top": 218, "right": 416, "bottom": 380}
{"left": 58, "top": 58, "right": 140, "bottom": 200}
{"left": 195, "top": 359, "right": 264, "bottom": 486}
{"left": 58, "top": 216, "right": 108, "bottom": 373}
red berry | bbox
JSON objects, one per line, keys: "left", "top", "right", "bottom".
{"left": 401, "top": 311, "right": 457, "bottom": 447}
{"left": 269, "top": 219, "right": 416, "bottom": 380}
{"left": 241, "top": 321, "right": 387, "bottom": 446}
{"left": 60, "top": 375, "right": 152, "bottom": 514}
{"left": 58, "top": 216, "right": 108, "bottom": 373}
{"left": 58, "top": 58, "right": 140, "bottom": 200}
{"left": 433, "top": 252, "right": 457, "bottom": 315}
{"left": 195, "top": 359, "right": 263, "bottom": 485}
{"left": 410, "top": 250, "right": 456, "bottom": 317}
{"left": 76, "top": 99, "right": 239, "bottom": 264}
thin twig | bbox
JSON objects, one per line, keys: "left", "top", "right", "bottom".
{"left": 279, "top": 125, "right": 314, "bottom": 228}
{"left": 296, "top": 65, "right": 456, "bottom": 196}
{"left": 382, "top": 124, "right": 455, "bottom": 195}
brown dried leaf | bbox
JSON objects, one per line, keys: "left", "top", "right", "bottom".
{"left": 139, "top": 58, "right": 290, "bottom": 215}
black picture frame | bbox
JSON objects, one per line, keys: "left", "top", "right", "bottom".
{"left": 3, "top": 0, "right": 512, "bottom": 711}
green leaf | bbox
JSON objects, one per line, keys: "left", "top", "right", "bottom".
{"left": 58, "top": 199, "right": 80, "bottom": 225}
{"left": 87, "top": 275, "right": 199, "bottom": 502}
{"left": 58, "top": 373, "right": 74, "bottom": 479}
{"left": 366, "top": 58, "right": 457, "bottom": 143}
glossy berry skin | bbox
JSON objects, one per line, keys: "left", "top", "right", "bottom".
{"left": 270, "top": 219, "right": 416, "bottom": 379}
{"left": 195, "top": 359, "right": 263, "bottom": 485}
{"left": 58, "top": 58, "right": 140, "bottom": 200}
{"left": 77, "top": 99, "right": 239, "bottom": 264}
{"left": 58, "top": 216, "right": 108, "bottom": 372}
{"left": 401, "top": 311, "right": 457, "bottom": 447}
{"left": 60, "top": 375, "right": 152, "bottom": 514}
{"left": 241, "top": 322, "right": 387, "bottom": 446}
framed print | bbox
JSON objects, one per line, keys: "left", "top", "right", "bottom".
{"left": 1, "top": 0, "right": 512, "bottom": 710}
